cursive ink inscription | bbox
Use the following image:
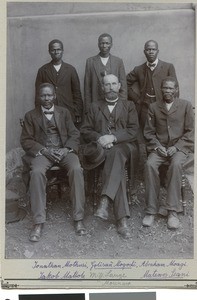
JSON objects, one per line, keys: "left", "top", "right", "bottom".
{"left": 103, "top": 280, "right": 133, "bottom": 287}
{"left": 33, "top": 261, "right": 61, "bottom": 269}
{"left": 32, "top": 259, "right": 190, "bottom": 281}
{"left": 90, "top": 270, "right": 127, "bottom": 280}
{"left": 142, "top": 268, "right": 189, "bottom": 279}
{"left": 90, "top": 260, "right": 137, "bottom": 271}
{"left": 61, "top": 260, "right": 88, "bottom": 269}
{"left": 167, "top": 260, "right": 187, "bottom": 270}
{"left": 39, "top": 270, "right": 85, "bottom": 280}
{"left": 139, "top": 260, "right": 166, "bottom": 268}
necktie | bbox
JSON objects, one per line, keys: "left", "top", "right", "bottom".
{"left": 44, "top": 111, "right": 54, "bottom": 115}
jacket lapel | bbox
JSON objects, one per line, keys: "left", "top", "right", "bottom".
{"left": 58, "top": 62, "right": 68, "bottom": 82}
{"left": 167, "top": 98, "right": 179, "bottom": 115}
{"left": 141, "top": 63, "right": 148, "bottom": 92}
{"left": 99, "top": 99, "right": 123, "bottom": 123}
{"left": 157, "top": 100, "right": 168, "bottom": 115}
{"left": 157, "top": 98, "right": 179, "bottom": 115}
{"left": 46, "top": 62, "right": 58, "bottom": 85}
{"left": 93, "top": 55, "right": 103, "bottom": 83}
{"left": 53, "top": 106, "right": 62, "bottom": 131}
{"left": 99, "top": 101, "right": 111, "bottom": 120}
{"left": 33, "top": 108, "right": 47, "bottom": 134}
{"left": 114, "top": 99, "right": 123, "bottom": 122}
{"left": 153, "top": 59, "right": 163, "bottom": 76}
{"left": 109, "top": 55, "right": 116, "bottom": 74}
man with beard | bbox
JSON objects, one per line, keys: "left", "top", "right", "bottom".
{"left": 35, "top": 39, "right": 83, "bottom": 126}
{"left": 142, "top": 77, "right": 194, "bottom": 229}
{"left": 81, "top": 74, "right": 139, "bottom": 239}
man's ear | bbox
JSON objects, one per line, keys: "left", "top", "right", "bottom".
{"left": 175, "top": 86, "right": 179, "bottom": 96}
{"left": 118, "top": 82, "right": 121, "bottom": 90}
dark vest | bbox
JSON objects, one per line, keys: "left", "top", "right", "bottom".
{"left": 43, "top": 114, "right": 63, "bottom": 149}
{"left": 107, "top": 105, "right": 117, "bottom": 135}
{"left": 144, "top": 67, "right": 156, "bottom": 104}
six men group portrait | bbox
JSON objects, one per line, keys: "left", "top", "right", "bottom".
{"left": 18, "top": 34, "right": 194, "bottom": 243}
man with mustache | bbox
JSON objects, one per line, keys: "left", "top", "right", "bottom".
{"left": 81, "top": 74, "right": 139, "bottom": 239}
{"left": 142, "top": 77, "right": 194, "bottom": 229}
{"left": 127, "top": 40, "right": 178, "bottom": 130}
{"left": 21, "top": 83, "right": 86, "bottom": 242}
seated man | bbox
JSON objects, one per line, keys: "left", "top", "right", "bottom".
{"left": 81, "top": 74, "right": 139, "bottom": 239}
{"left": 143, "top": 76, "right": 194, "bottom": 229}
{"left": 20, "top": 83, "right": 86, "bottom": 242}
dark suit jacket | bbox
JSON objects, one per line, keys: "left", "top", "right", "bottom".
{"left": 35, "top": 61, "right": 83, "bottom": 122}
{"left": 81, "top": 99, "right": 139, "bottom": 144}
{"left": 20, "top": 105, "right": 80, "bottom": 159}
{"left": 144, "top": 98, "right": 194, "bottom": 154}
{"left": 126, "top": 59, "right": 178, "bottom": 109}
{"left": 84, "top": 54, "right": 127, "bottom": 112}
{"left": 81, "top": 98, "right": 139, "bottom": 178}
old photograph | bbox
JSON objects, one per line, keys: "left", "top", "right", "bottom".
{"left": 2, "top": 1, "right": 196, "bottom": 289}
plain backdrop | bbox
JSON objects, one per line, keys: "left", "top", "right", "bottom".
{"left": 6, "top": 3, "right": 195, "bottom": 152}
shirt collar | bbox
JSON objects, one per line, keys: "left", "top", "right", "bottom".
{"left": 146, "top": 58, "right": 159, "bottom": 67}
{"left": 105, "top": 97, "right": 119, "bottom": 104}
{"left": 41, "top": 105, "right": 54, "bottom": 113}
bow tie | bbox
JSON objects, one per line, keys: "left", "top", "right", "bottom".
{"left": 148, "top": 62, "right": 156, "bottom": 68}
{"left": 107, "top": 101, "right": 118, "bottom": 106}
{"left": 44, "top": 111, "right": 54, "bottom": 115}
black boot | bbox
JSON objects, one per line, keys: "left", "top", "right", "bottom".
{"left": 94, "top": 195, "right": 109, "bottom": 220}
{"left": 117, "top": 217, "right": 131, "bottom": 239}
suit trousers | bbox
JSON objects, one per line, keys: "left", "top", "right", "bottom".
{"left": 101, "top": 143, "right": 132, "bottom": 221}
{"left": 145, "top": 151, "right": 187, "bottom": 214}
{"left": 29, "top": 153, "right": 85, "bottom": 224}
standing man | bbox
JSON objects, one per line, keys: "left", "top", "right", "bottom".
{"left": 21, "top": 83, "right": 86, "bottom": 242}
{"left": 127, "top": 40, "right": 178, "bottom": 129}
{"left": 142, "top": 77, "right": 194, "bottom": 229}
{"left": 35, "top": 39, "right": 83, "bottom": 126}
{"left": 84, "top": 33, "right": 127, "bottom": 113}
{"left": 81, "top": 74, "right": 139, "bottom": 239}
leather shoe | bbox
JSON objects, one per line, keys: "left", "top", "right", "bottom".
{"left": 117, "top": 217, "right": 131, "bottom": 239}
{"left": 142, "top": 214, "right": 154, "bottom": 227}
{"left": 94, "top": 195, "right": 109, "bottom": 220}
{"left": 29, "top": 223, "right": 43, "bottom": 242}
{"left": 75, "top": 220, "right": 87, "bottom": 236}
{"left": 167, "top": 211, "right": 180, "bottom": 229}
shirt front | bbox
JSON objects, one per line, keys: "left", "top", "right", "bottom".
{"left": 42, "top": 105, "right": 55, "bottom": 120}
{"left": 146, "top": 58, "right": 159, "bottom": 71}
